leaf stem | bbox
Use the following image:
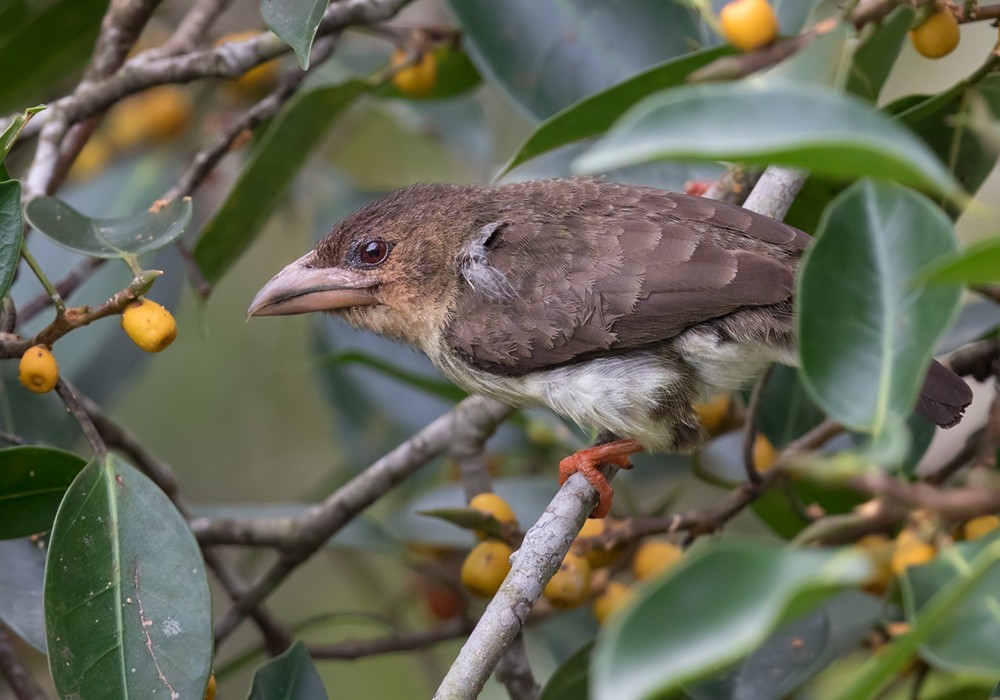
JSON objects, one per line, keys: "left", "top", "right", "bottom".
{"left": 20, "top": 242, "right": 64, "bottom": 313}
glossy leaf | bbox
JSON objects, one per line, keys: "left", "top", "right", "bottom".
{"left": 917, "top": 235, "right": 1000, "bottom": 285}
{"left": 25, "top": 196, "right": 192, "bottom": 259}
{"left": 846, "top": 6, "right": 914, "bottom": 101}
{"left": 0, "top": 446, "right": 86, "bottom": 539}
{"left": 0, "top": 0, "right": 106, "bottom": 112}
{"left": 591, "top": 538, "right": 871, "bottom": 700}
{"left": 937, "top": 300, "right": 1000, "bottom": 354}
{"left": 45, "top": 455, "right": 212, "bottom": 699}
{"left": 194, "top": 80, "right": 367, "bottom": 285}
{"left": 418, "top": 507, "right": 506, "bottom": 539}
{"left": 575, "top": 82, "right": 962, "bottom": 199}
{"left": 901, "top": 533, "right": 1000, "bottom": 676}
{"left": 0, "top": 537, "right": 46, "bottom": 652}
{"left": 0, "top": 105, "right": 43, "bottom": 162}
{"left": 375, "top": 46, "right": 482, "bottom": 100}
{"left": 0, "top": 179, "right": 21, "bottom": 300}
{"left": 540, "top": 642, "right": 592, "bottom": 700}
{"left": 798, "top": 180, "right": 961, "bottom": 434}
{"left": 446, "top": 0, "right": 702, "bottom": 120}
{"left": 261, "top": 0, "right": 327, "bottom": 70}
{"left": 248, "top": 640, "right": 328, "bottom": 699}
{"left": 500, "top": 46, "right": 730, "bottom": 175}
{"left": 756, "top": 366, "right": 825, "bottom": 448}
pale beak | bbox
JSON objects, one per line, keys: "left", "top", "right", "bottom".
{"left": 247, "top": 252, "right": 379, "bottom": 318}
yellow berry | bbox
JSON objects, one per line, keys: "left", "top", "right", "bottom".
{"left": 543, "top": 552, "right": 591, "bottom": 609}
{"left": 632, "top": 539, "right": 683, "bottom": 581}
{"left": 18, "top": 345, "right": 59, "bottom": 393}
{"left": 854, "top": 534, "right": 894, "bottom": 596}
{"left": 592, "top": 581, "right": 636, "bottom": 625}
{"left": 575, "top": 518, "right": 621, "bottom": 569}
{"left": 204, "top": 675, "right": 216, "bottom": 700}
{"left": 891, "top": 529, "right": 937, "bottom": 576}
{"left": 69, "top": 135, "right": 114, "bottom": 181}
{"left": 693, "top": 393, "right": 732, "bottom": 436}
{"left": 461, "top": 540, "right": 513, "bottom": 598}
{"left": 121, "top": 298, "right": 178, "bottom": 352}
{"left": 752, "top": 434, "right": 779, "bottom": 473}
{"left": 720, "top": 0, "right": 780, "bottom": 52}
{"left": 469, "top": 492, "right": 518, "bottom": 538}
{"left": 962, "top": 515, "right": 1000, "bottom": 540}
{"left": 107, "top": 86, "right": 192, "bottom": 148}
{"left": 909, "top": 8, "right": 960, "bottom": 59}
{"left": 391, "top": 49, "right": 438, "bottom": 97}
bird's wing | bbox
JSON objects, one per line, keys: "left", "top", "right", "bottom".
{"left": 445, "top": 186, "right": 811, "bottom": 376}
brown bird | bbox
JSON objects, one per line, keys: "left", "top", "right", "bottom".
{"left": 248, "top": 178, "right": 972, "bottom": 517}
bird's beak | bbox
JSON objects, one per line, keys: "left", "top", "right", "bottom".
{"left": 247, "top": 252, "right": 379, "bottom": 318}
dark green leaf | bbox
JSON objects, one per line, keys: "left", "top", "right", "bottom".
{"left": 0, "top": 538, "right": 46, "bottom": 652}
{"left": 901, "top": 533, "right": 1000, "bottom": 676}
{"left": 500, "top": 46, "right": 730, "bottom": 175}
{"left": 917, "top": 235, "right": 1000, "bottom": 285}
{"left": 937, "top": 300, "right": 1000, "bottom": 354}
{"left": 575, "top": 83, "right": 962, "bottom": 199}
{"left": 541, "top": 642, "right": 592, "bottom": 700}
{"left": 798, "top": 180, "right": 961, "bottom": 434}
{"left": 846, "top": 6, "right": 914, "bottom": 101}
{"left": 193, "top": 80, "right": 367, "bottom": 285}
{"left": 0, "top": 446, "right": 86, "bottom": 539}
{"left": 0, "top": 105, "right": 43, "bottom": 162}
{"left": 375, "top": 46, "right": 482, "bottom": 100}
{"left": 248, "top": 640, "right": 328, "bottom": 700}
{"left": 45, "top": 455, "right": 212, "bottom": 699}
{"left": 591, "top": 538, "right": 871, "bottom": 700}
{"left": 417, "top": 507, "right": 506, "bottom": 538}
{"left": 445, "top": 0, "right": 703, "bottom": 120}
{"left": 0, "top": 179, "right": 21, "bottom": 299}
{"left": 261, "top": 0, "right": 328, "bottom": 70}
{"left": 0, "top": 0, "right": 106, "bottom": 112}
{"left": 757, "top": 366, "right": 825, "bottom": 448}
{"left": 25, "top": 195, "right": 192, "bottom": 259}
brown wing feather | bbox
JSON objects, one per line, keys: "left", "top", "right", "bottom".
{"left": 445, "top": 180, "right": 811, "bottom": 376}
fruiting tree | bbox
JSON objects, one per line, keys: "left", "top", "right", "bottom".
{"left": 2, "top": 0, "right": 1000, "bottom": 698}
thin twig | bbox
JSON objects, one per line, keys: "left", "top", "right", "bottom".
{"left": 742, "top": 366, "right": 773, "bottom": 484}
{"left": 494, "top": 633, "right": 541, "bottom": 700}
{"left": 308, "top": 617, "right": 476, "bottom": 660}
{"left": 0, "top": 624, "right": 48, "bottom": 700}
{"left": 54, "top": 380, "right": 106, "bottom": 458}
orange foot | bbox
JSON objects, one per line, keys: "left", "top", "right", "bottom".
{"left": 559, "top": 438, "right": 644, "bottom": 518}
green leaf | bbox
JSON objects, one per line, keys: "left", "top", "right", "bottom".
{"left": 0, "top": 105, "right": 44, "bottom": 162}
{"left": 0, "top": 0, "right": 106, "bottom": 112}
{"left": 375, "top": 46, "right": 482, "bottom": 100}
{"left": 0, "top": 179, "right": 21, "bottom": 299}
{"left": 0, "top": 446, "right": 86, "bottom": 539}
{"left": 900, "top": 533, "right": 1000, "bottom": 676}
{"left": 540, "top": 642, "right": 592, "bottom": 700}
{"left": 797, "top": 180, "right": 961, "bottom": 434}
{"left": 917, "top": 235, "right": 1000, "bottom": 285}
{"left": 193, "top": 80, "right": 367, "bottom": 285}
{"left": 0, "top": 538, "right": 46, "bottom": 652}
{"left": 44, "top": 455, "right": 212, "bottom": 699}
{"left": 248, "top": 640, "right": 329, "bottom": 699}
{"left": 756, "top": 366, "right": 825, "bottom": 449}
{"left": 261, "top": 0, "right": 328, "bottom": 70}
{"left": 591, "top": 538, "right": 871, "bottom": 700}
{"left": 574, "top": 82, "right": 963, "bottom": 199}
{"left": 846, "top": 6, "right": 914, "bottom": 101}
{"left": 445, "top": 0, "right": 703, "bottom": 120}
{"left": 417, "top": 507, "right": 506, "bottom": 538}
{"left": 500, "top": 46, "right": 730, "bottom": 176}
{"left": 25, "top": 196, "right": 192, "bottom": 259}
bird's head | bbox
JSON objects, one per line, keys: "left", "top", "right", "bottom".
{"left": 248, "top": 183, "right": 476, "bottom": 349}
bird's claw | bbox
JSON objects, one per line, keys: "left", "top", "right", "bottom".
{"left": 558, "top": 439, "right": 643, "bottom": 518}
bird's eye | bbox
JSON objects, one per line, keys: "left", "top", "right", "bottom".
{"left": 357, "top": 238, "right": 392, "bottom": 267}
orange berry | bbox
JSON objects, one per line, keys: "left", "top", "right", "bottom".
{"left": 423, "top": 580, "right": 464, "bottom": 620}
{"left": 121, "top": 298, "right": 177, "bottom": 352}
{"left": 854, "top": 534, "right": 894, "bottom": 595}
{"left": 204, "top": 675, "right": 216, "bottom": 700}
{"left": 891, "top": 529, "right": 937, "bottom": 576}
{"left": 632, "top": 539, "right": 683, "bottom": 580}
{"left": 720, "top": 0, "right": 779, "bottom": 52}
{"left": 575, "top": 518, "right": 621, "bottom": 569}
{"left": 469, "top": 492, "right": 517, "bottom": 538}
{"left": 461, "top": 540, "right": 512, "bottom": 598}
{"left": 909, "top": 7, "right": 960, "bottom": 59}
{"left": 592, "top": 581, "right": 636, "bottom": 625}
{"left": 18, "top": 345, "right": 59, "bottom": 393}
{"left": 962, "top": 515, "right": 1000, "bottom": 541}
{"left": 694, "top": 393, "right": 732, "bottom": 435}
{"left": 752, "top": 434, "right": 779, "bottom": 473}
{"left": 391, "top": 49, "right": 438, "bottom": 97}
{"left": 106, "top": 86, "right": 192, "bottom": 148}
{"left": 543, "top": 552, "right": 591, "bottom": 609}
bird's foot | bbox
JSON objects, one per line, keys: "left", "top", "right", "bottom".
{"left": 558, "top": 438, "right": 644, "bottom": 518}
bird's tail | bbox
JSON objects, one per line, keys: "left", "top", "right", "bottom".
{"left": 916, "top": 360, "right": 973, "bottom": 428}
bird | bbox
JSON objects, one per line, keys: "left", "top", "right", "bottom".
{"left": 248, "top": 177, "right": 972, "bottom": 517}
